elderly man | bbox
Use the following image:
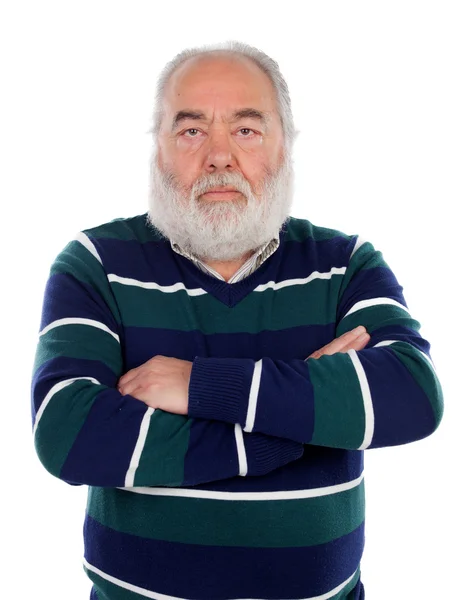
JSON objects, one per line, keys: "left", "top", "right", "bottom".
{"left": 32, "top": 41, "right": 443, "bottom": 600}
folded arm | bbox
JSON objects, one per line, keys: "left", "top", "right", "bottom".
{"left": 188, "top": 239, "right": 444, "bottom": 450}
{"left": 31, "top": 235, "right": 302, "bottom": 488}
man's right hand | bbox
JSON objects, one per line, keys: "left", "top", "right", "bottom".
{"left": 307, "top": 326, "right": 370, "bottom": 360}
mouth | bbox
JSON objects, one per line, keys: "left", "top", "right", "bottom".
{"left": 206, "top": 187, "right": 238, "bottom": 193}
{"left": 201, "top": 187, "right": 242, "bottom": 199}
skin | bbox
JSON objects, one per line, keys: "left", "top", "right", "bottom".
{"left": 118, "top": 56, "right": 371, "bottom": 409}
{"left": 156, "top": 54, "right": 285, "bottom": 280}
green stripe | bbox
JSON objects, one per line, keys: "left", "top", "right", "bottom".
{"left": 85, "top": 214, "right": 164, "bottom": 243}
{"left": 336, "top": 304, "right": 421, "bottom": 337}
{"left": 133, "top": 410, "right": 190, "bottom": 487}
{"left": 338, "top": 242, "right": 386, "bottom": 300}
{"left": 33, "top": 325, "right": 122, "bottom": 375}
{"left": 34, "top": 380, "right": 103, "bottom": 477}
{"left": 111, "top": 277, "right": 343, "bottom": 333}
{"left": 51, "top": 240, "right": 122, "bottom": 322}
{"left": 87, "top": 481, "right": 364, "bottom": 548}
{"left": 389, "top": 342, "right": 444, "bottom": 425}
{"left": 308, "top": 353, "right": 365, "bottom": 449}
{"left": 85, "top": 565, "right": 361, "bottom": 600}
{"left": 284, "top": 218, "right": 352, "bottom": 243}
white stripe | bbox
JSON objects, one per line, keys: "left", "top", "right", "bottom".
{"left": 39, "top": 317, "right": 120, "bottom": 343}
{"left": 234, "top": 423, "right": 248, "bottom": 477}
{"left": 119, "top": 472, "right": 364, "bottom": 501}
{"left": 419, "top": 349, "right": 437, "bottom": 371}
{"left": 33, "top": 377, "right": 99, "bottom": 436}
{"left": 347, "top": 350, "right": 374, "bottom": 450}
{"left": 349, "top": 236, "right": 367, "bottom": 259}
{"left": 108, "top": 274, "right": 207, "bottom": 296}
{"left": 107, "top": 267, "right": 344, "bottom": 296}
{"left": 305, "top": 570, "right": 358, "bottom": 600}
{"left": 83, "top": 558, "right": 174, "bottom": 600}
{"left": 244, "top": 359, "right": 262, "bottom": 432}
{"left": 75, "top": 231, "right": 102, "bottom": 264}
{"left": 373, "top": 341, "right": 437, "bottom": 371}
{"left": 83, "top": 557, "right": 358, "bottom": 600}
{"left": 373, "top": 340, "right": 397, "bottom": 348}
{"left": 343, "top": 297, "right": 410, "bottom": 319}
{"left": 254, "top": 267, "right": 346, "bottom": 293}
{"left": 124, "top": 407, "right": 155, "bottom": 487}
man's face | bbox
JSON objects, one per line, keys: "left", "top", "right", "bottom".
{"left": 148, "top": 54, "right": 294, "bottom": 262}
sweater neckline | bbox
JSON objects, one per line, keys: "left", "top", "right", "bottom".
{"left": 171, "top": 226, "right": 287, "bottom": 308}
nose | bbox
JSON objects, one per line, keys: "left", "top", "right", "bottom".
{"left": 203, "top": 129, "right": 237, "bottom": 173}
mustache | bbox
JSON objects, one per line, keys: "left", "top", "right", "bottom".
{"left": 191, "top": 173, "right": 253, "bottom": 198}
{"left": 161, "top": 166, "right": 276, "bottom": 200}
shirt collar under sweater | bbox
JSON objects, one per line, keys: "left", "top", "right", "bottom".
{"left": 170, "top": 236, "right": 280, "bottom": 283}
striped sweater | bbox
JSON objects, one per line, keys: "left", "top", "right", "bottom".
{"left": 31, "top": 213, "right": 443, "bottom": 600}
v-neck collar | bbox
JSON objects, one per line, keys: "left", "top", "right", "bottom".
{"left": 171, "top": 227, "right": 287, "bottom": 308}
{"left": 171, "top": 236, "right": 280, "bottom": 283}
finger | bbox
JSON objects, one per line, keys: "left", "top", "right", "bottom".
{"left": 345, "top": 332, "right": 370, "bottom": 352}
{"left": 118, "top": 367, "right": 142, "bottom": 387}
{"left": 118, "top": 372, "right": 143, "bottom": 395}
{"left": 307, "top": 326, "right": 367, "bottom": 359}
{"left": 121, "top": 382, "right": 144, "bottom": 400}
{"left": 118, "top": 355, "right": 165, "bottom": 388}
{"left": 311, "top": 326, "right": 367, "bottom": 358}
{"left": 121, "top": 369, "right": 160, "bottom": 396}
{"left": 324, "top": 326, "right": 368, "bottom": 354}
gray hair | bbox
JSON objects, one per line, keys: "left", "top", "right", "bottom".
{"left": 150, "top": 40, "right": 297, "bottom": 156}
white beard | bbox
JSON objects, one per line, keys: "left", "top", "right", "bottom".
{"left": 147, "top": 150, "right": 295, "bottom": 262}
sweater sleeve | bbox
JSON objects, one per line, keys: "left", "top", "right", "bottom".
{"left": 188, "top": 238, "right": 444, "bottom": 450}
{"left": 31, "top": 234, "right": 303, "bottom": 488}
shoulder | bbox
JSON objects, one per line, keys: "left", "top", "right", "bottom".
{"left": 81, "top": 213, "right": 165, "bottom": 245}
{"left": 283, "top": 216, "right": 359, "bottom": 260}
{"left": 51, "top": 213, "right": 167, "bottom": 279}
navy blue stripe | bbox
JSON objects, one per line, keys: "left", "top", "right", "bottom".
{"left": 123, "top": 323, "right": 336, "bottom": 371}
{"left": 189, "top": 446, "right": 363, "bottom": 493}
{"left": 32, "top": 356, "right": 118, "bottom": 418}
{"left": 39, "top": 273, "right": 121, "bottom": 333}
{"left": 358, "top": 348, "right": 436, "bottom": 448}
{"left": 255, "top": 358, "right": 315, "bottom": 443}
{"left": 337, "top": 266, "right": 406, "bottom": 321}
{"left": 279, "top": 235, "right": 353, "bottom": 278}
{"left": 92, "top": 232, "right": 352, "bottom": 287}
{"left": 368, "top": 324, "right": 430, "bottom": 353}
{"left": 84, "top": 515, "right": 364, "bottom": 600}
{"left": 184, "top": 419, "right": 239, "bottom": 486}
{"left": 61, "top": 388, "right": 148, "bottom": 486}
{"left": 350, "top": 579, "right": 365, "bottom": 600}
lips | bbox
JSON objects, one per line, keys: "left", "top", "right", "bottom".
{"left": 205, "top": 187, "right": 238, "bottom": 193}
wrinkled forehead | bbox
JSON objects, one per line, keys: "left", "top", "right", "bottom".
{"left": 160, "top": 55, "right": 280, "bottom": 127}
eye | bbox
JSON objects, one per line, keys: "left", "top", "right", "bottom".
{"left": 183, "top": 128, "right": 200, "bottom": 137}
{"left": 238, "top": 128, "right": 254, "bottom": 136}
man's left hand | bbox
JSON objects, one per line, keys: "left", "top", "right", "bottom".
{"left": 117, "top": 355, "right": 192, "bottom": 415}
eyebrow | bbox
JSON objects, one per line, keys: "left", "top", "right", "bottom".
{"left": 171, "top": 108, "right": 270, "bottom": 132}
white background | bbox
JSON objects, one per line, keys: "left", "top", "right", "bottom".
{"left": 1, "top": 1, "right": 461, "bottom": 598}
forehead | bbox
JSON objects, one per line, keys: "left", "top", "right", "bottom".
{"left": 162, "top": 55, "right": 279, "bottom": 118}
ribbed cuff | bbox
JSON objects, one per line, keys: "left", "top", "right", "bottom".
{"left": 244, "top": 433, "right": 304, "bottom": 476}
{"left": 188, "top": 357, "right": 254, "bottom": 424}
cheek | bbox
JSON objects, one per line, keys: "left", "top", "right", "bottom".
{"left": 176, "top": 136, "right": 204, "bottom": 153}
{"left": 241, "top": 157, "right": 272, "bottom": 187}
{"left": 160, "top": 153, "right": 199, "bottom": 189}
